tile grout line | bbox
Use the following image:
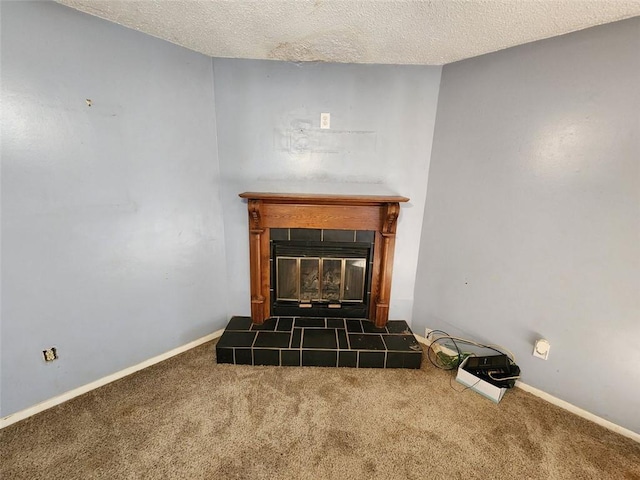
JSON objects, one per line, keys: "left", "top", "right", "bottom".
{"left": 247, "top": 347, "right": 393, "bottom": 353}
{"left": 299, "top": 326, "right": 303, "bottom": 366}
{"left": 250, "top": 330, "right": 259, "bottom": 366}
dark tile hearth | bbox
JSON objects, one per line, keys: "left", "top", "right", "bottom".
{"left": 216, "top": 317, "right": 422, "bottom": 369}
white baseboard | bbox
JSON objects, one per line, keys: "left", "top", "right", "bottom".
{"left": 415, "top": 332, "right": 459, "bottom": 357}
{"left": 414, "top": 333, "right": 639, "bottom": 443}
{"left": 0, "top": 329, "right": 225, "bottom": 429}
{"left": 515, "top": 381, "right": 639, "bottom": 443}
{"left": 5, "top": 329, "right": 638, "bottom": 443}
{"left": 413, "top": 333, "right": 429, "bottom": 345}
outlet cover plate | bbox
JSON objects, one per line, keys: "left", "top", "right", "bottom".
{"left": 533, "top": 339, "right": 550, "bottom": 360}
{"left": 320, "top": 112, "right": 330, "bottom": 129}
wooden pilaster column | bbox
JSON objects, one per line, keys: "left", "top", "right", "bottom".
{"left": 247, "top": 199, "right": 266, "bottom": 324}
{"left": 374, "top": 203, "right": 400, "bottom": 327}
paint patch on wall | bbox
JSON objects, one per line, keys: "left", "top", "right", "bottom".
{"left": 274, "top": 120, "right": 376, "bottom": 154}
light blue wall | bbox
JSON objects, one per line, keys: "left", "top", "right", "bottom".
{"left": 1, "top": 1, "right": 228, "bottom": 417}
{"left": 414, "top": 18, "right": 640, "bottom": 433}
{"left": 213, "top": 59, "right": 442, "bottom": 322}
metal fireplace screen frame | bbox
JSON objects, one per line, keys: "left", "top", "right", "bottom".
{"left": 271, "top": 240, "right": 372, "bottom": 317}
{"left": 276, "top": 257, "right": 367, "bottom": 303}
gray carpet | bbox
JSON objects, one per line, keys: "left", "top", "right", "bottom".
{"left": 1, "top": 340, "right": 639, "bottom": 479}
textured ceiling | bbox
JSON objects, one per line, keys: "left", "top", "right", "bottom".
{"left": 57, "top": 0, "right": 640, "bottom": 65}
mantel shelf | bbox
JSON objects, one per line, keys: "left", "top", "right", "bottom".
{"left": 239, "top": 192, "right": 409, "bottom": 206}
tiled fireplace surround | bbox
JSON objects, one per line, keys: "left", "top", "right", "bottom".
{"left": 216, "top": 193, "right": 423, "bottom": 369}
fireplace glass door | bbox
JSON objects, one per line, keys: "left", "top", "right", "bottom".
{"left": 276, "top": 257, "right": 366, "bottom": 304}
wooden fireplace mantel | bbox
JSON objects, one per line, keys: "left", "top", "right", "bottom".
{"left": 239, "top": 192, "right": 409, "bottom": 327}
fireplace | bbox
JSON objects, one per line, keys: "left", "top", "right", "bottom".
{"left": 215, "top": 192, "right": 420, "bottom": 369}
{"left": 239, "top": 192, "right": 409, "bottom": 327}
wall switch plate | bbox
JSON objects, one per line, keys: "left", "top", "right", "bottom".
{"left": 533, "top": 339, "right": 550, "bottom": 360}
{"left": 320, "top": 112, "right": 330, "bottom": 129}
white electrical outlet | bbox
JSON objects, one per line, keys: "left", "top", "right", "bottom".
{"left": 533, "top": 339, "right": 550, "bottom": 360}
{"left": 320, "top": 112, "right": 330, "bottom": 129}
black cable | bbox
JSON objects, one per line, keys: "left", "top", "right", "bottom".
{"left": 449, "top": 374, "right": 481, "bottom": 393}
{"left": 426, "top": 330, "right": 515, "bottom": 370}
{"left": 426, "top": 329, "right": 451, "bottom": 340}
{"left": 426, "top": 332, "right": 462, "bottom": 370}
